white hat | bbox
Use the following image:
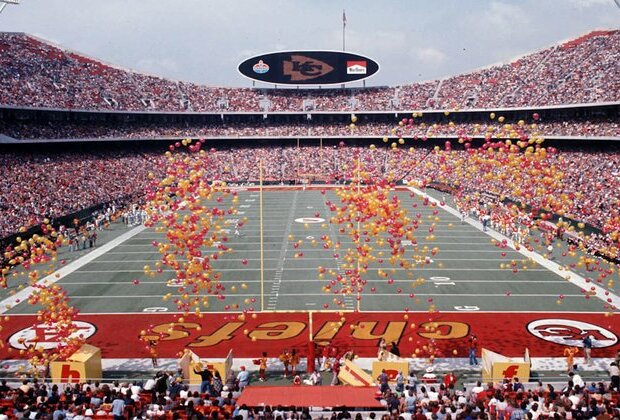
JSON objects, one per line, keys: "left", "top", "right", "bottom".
{"left": 425, "top": 366, "right": 435, "bottom": 373}
{"left": 223, "top": 386, "right": 229, "bottom": 391}
{"left": 85, "top": 409, "right": 94, "bottom": 416}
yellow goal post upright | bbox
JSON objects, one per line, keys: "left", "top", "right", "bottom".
{"left": 258, "top": 309, "right": 355, "bottom": 373}
{"left": 256, "top": 159, "right": 357, "bottom": 373}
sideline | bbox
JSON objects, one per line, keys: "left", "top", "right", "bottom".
{"left": 406, "top": 187, "right": 620, "bottom": 310}
{"left": 0, "top": 224, "right": 147, "bottom": 314}
{"left": 0, "top": 356, "right": 612, "bottom": 374}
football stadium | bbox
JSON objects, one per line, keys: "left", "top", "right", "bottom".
{"left": 0, "top": 0, "right": 619, "bottom": 417}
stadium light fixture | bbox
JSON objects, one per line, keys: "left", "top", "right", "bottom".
{"left": 0, "top": 0, "right": 20, "bottom": 14}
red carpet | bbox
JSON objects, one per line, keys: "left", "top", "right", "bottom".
{"left": 236, "top": 386, "right": 384, "bottom": 408}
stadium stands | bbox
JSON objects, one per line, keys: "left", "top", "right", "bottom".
{"left": 1, "top": 119, "right": 619, "bottom": 141}
{"left": 0, "top": 29, "right": 618, "bottom": 279}
{"left": 0, "top": 149, "right": 165, "bottom": 238}
{"left": 1, "top": 24, "right": 620, "bottom": 418}
{"left": 0, "top": 145, "right": 618, "bottom": 260}
{"left": 1, "top": 30, "right": 619, "bottom": 112}
{"left": 0, "top": 375, "right": 618, "bottom": 419}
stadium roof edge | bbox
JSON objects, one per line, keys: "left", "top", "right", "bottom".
{"left": 2, "top": 29, "right": 619, "bottom": 90}
{"left": 6, "top": 32, "right": 204, "bottom": 86}
{"left": 0, "top": 101, "right": 618, "bottom": 116}
{"left": 426, "top": 28, "right": 620, "bottom": 81}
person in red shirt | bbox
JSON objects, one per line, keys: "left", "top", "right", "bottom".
{"left": 468, "top": 334, "right": 479, "bottom": 365}
{"left": 279, "top": 349, "right": 291, "bottom": 378}
{"left": 443, "top": 371, "right": 457, "bottom": 388}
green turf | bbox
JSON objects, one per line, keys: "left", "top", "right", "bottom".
{"left": 3, "top": 188, "right": 613, "bottom": 315}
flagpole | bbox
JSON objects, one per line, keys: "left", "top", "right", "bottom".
{"left": 342, "top": 9, "right": 346, "bottom": 52}
{"left": 342, "top": 9, "right": 346, "bottom": 89}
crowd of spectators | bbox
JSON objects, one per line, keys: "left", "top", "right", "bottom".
{"left": 1, "top": 30, "right": 619, "bottom": 113}
{"left": 2, "top": 119, "right": 619, "bottom": 141}
{"left": 414, "top": 148, "right": 620, "bottom": 260}
{"left": 0, "top": 150, "right": 166, "bottom": 239}
{"left": 0, "top": 145, "right": 430, "bottom": 239}
{"left": 0, "top": 367, "right": 618, "bottom": 420}
{"left": 0, "top": 144, "right": 618, "bottom": 259}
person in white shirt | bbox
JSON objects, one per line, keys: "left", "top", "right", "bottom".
{"left": 130, "top": 382, "right": 141, "bottom": 397}
{"left": 143, "top": 377, "right": 156, "bottom": 391}
{"left": 237, "top": 404, "right": 250, "bottom": 420}
{"left": 426, "top": 386, "right": 439, "bottom": 402}
{"left": 569, "top": 371, "right": 585, "bottom": 389}
{"left": 470, "top": 381, "right": 484, "bottom": 396}
{"left": 567, "top": 391, "right": 581, "bottom": 410}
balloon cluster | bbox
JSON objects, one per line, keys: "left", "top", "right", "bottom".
{"left": 319, "top": 152, "right": 439, "bottom": 312}
{"left": 371, "top": 111, "right": 618, "bottom": 313}
{"left": 2, "top": 220, "right": 64, "bottom": 287}
{"left": 341, "top": 112, "right": 618, "bottom": 360}
{"left": 145, "top": 139, "right": 241, "bottom": 319}
{"left": 19, "top": 282, "right": 84, "bottom": 378}
{"left": 0, "top": 213, "right": 96, "bottom": 378}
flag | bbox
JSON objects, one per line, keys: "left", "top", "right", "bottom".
{"left": 343, "top": 9, "right": 346, "bottom": 27}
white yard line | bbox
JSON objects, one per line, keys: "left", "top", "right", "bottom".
{"left": 86, "top": 258, "right": 521, "bottom": 263}
{"left": 57, "top": 279, "right": 572, "bottom": 285}
{"left": 73, "top": 268, "right": 551, "bottom": 273}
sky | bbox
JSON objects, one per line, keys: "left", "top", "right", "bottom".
{"left": 1, "top": 0, "right": 619, "bottom": 88}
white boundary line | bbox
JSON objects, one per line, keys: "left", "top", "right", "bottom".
{"left": 0, "top": 357, "right": 613, "bottom": 373}
{"left": 4, "top": 309, "right": 613, "bottom": 315}
{"left": 407, "top": 187, "right": 620, "bottom": 311}
{"left": 0, "top": 225, "right": 147, "bottom": 314}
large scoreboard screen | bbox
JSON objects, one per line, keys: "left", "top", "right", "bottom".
{"left": 238, "top": 51, "right": 379, "bottom": 86}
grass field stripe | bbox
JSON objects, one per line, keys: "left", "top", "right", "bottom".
{"left": 322, "top": 198, "right": 355, "bottom": 310}
{"left": 0, "top": 225, "right": 147, "bottom": 314}
{"left": 56, "top": 279, "right": 572, "bottom": 285}
{"left": 5, "top": 309, "right": 612, "bottom": 316}
{"left": 408, "top": 186, "right": 620, "bottom": 310}
{"left": 61, "top": 293, "right": 588, "bottom": 298}
{"left": 102, "top": 249, "right": 519, "bottom": 254}
{"left": 267, "top": 190, "right": 299, "bottom": 310}
{"left": 85, "top": 257, "right": 521, "bottom": 263}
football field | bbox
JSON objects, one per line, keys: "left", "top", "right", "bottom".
{"left": 1, "top": 186, "right": 619, "bottom": 367}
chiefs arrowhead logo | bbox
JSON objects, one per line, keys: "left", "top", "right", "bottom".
{"left": 527, "top": 319, "right": 618, "bottom": 348}
{"left": 282, "top": 55, "right": 334, "bottom": 81}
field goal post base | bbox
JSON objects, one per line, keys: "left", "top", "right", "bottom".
{"left": 258, "top": 309, "right": 355, "bottom": 373}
